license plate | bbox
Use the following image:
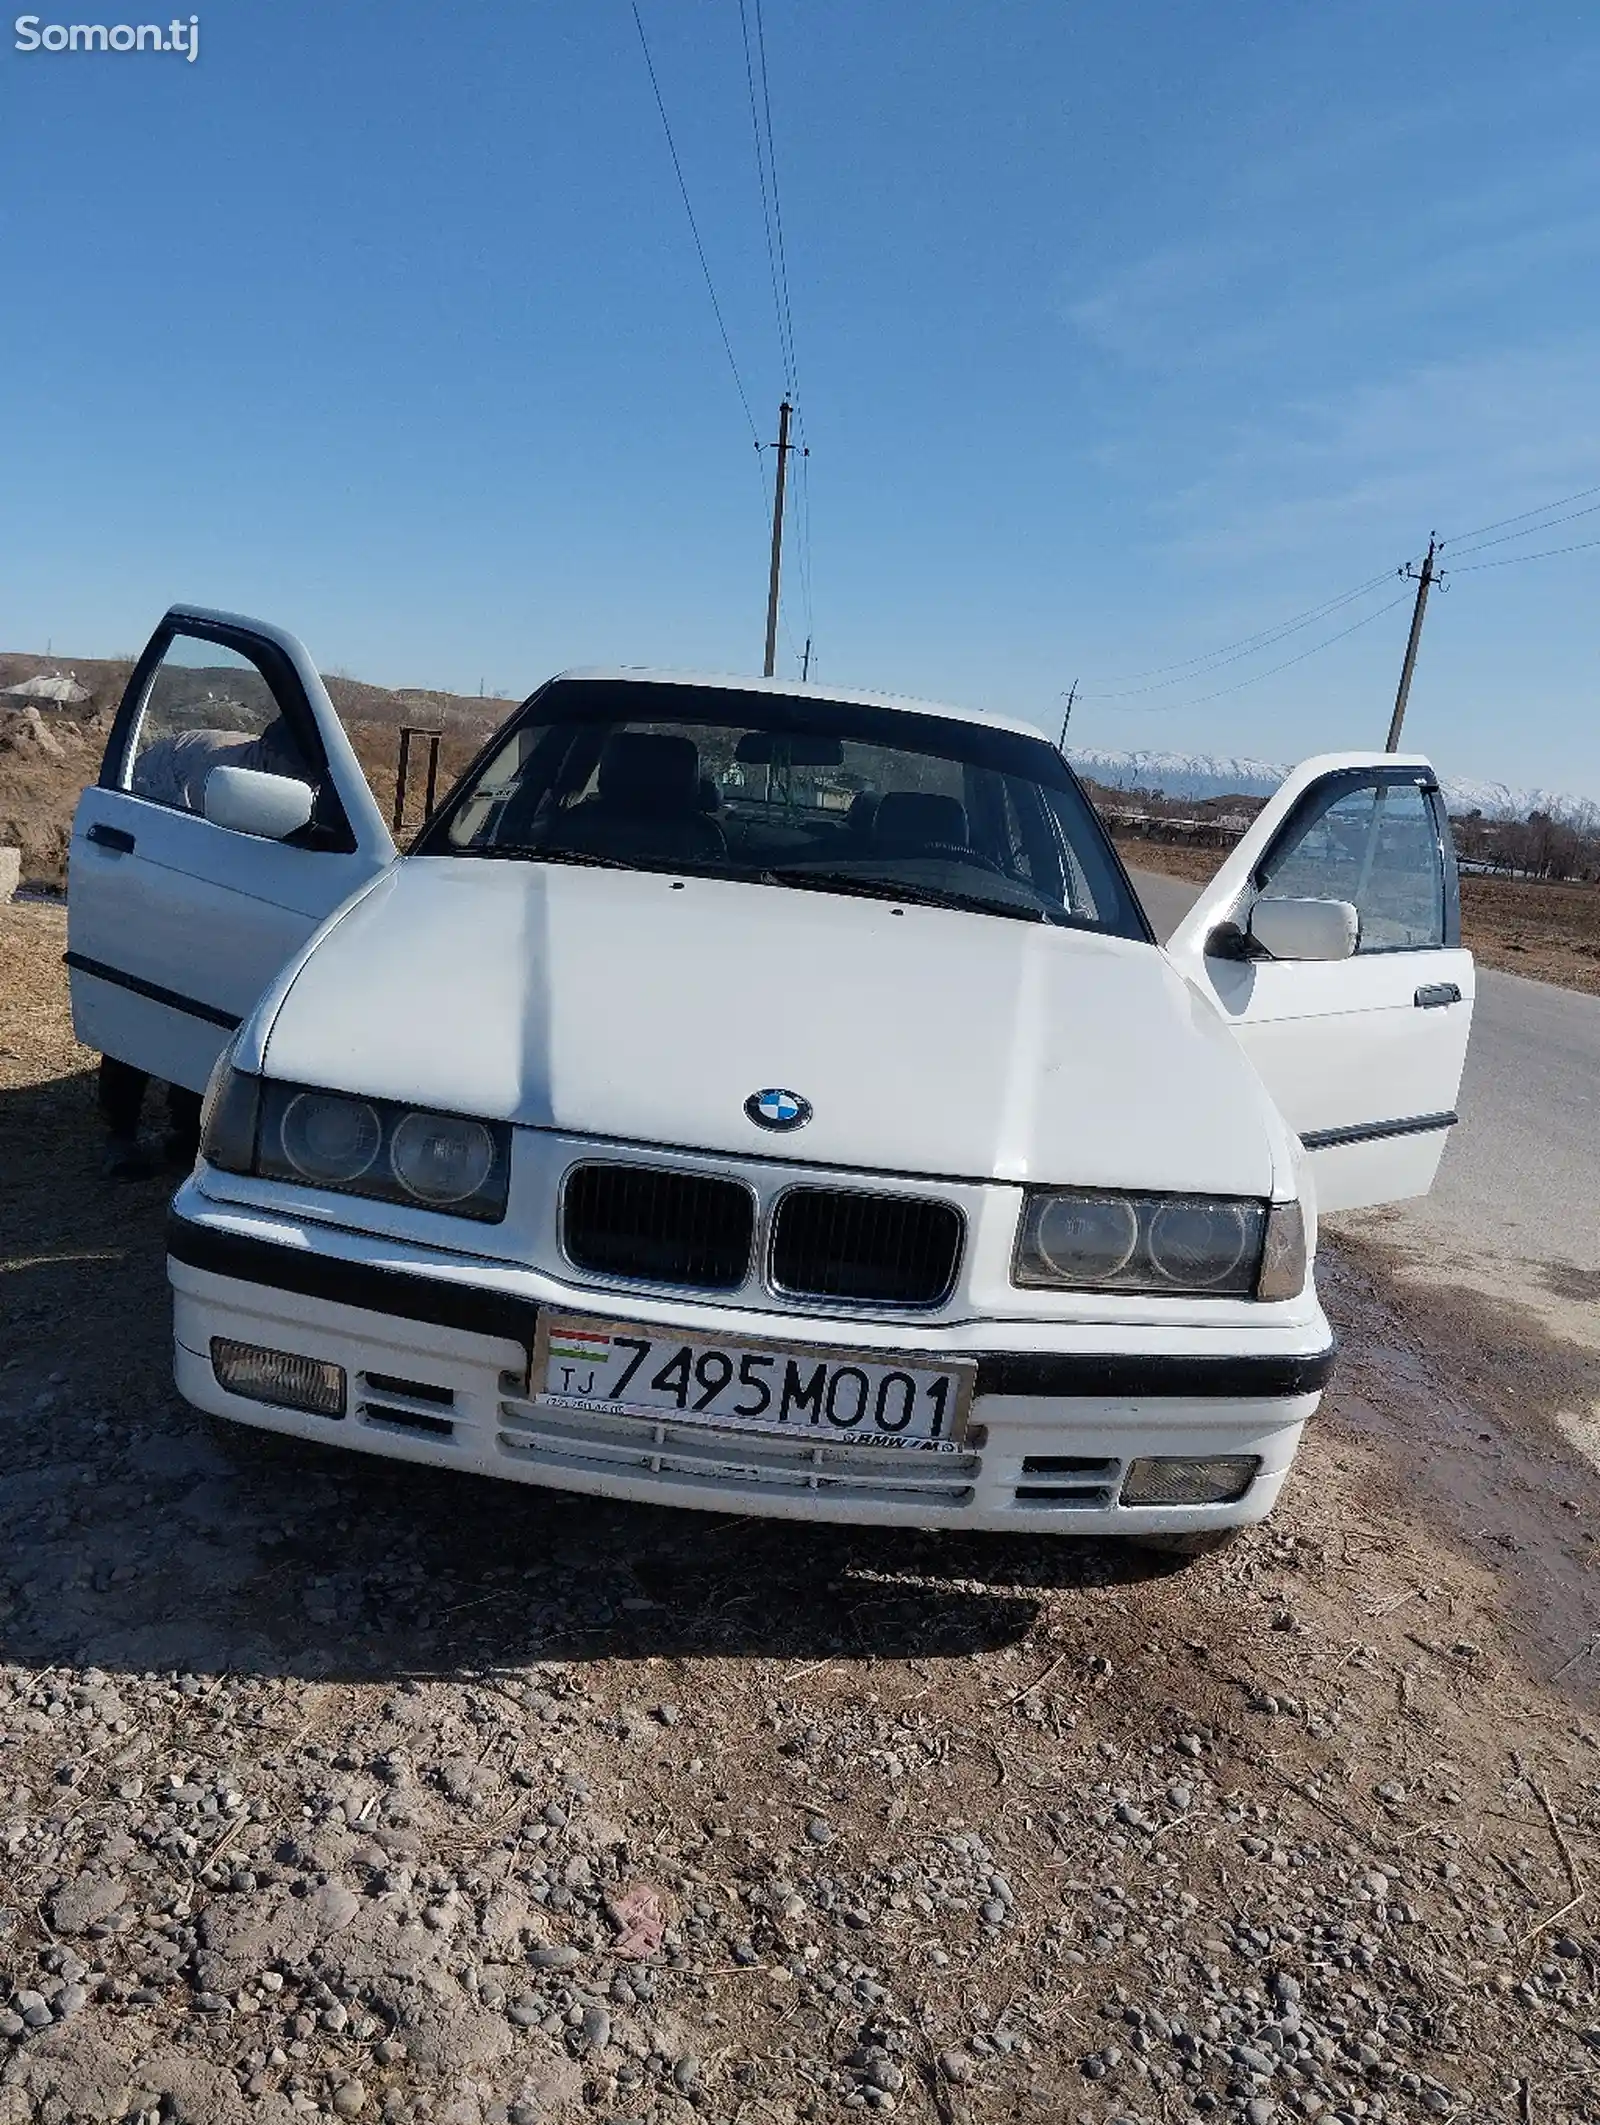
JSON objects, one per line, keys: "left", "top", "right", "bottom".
{"left": 531, "top": 1311, "right": 975, "bottom": 1454}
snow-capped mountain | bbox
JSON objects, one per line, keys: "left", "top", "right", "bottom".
{"left": 1065, "top": 745, "right": 1599, "bottom": 825}
{"left": 1066, "top": 747, "right": 1285, "bottom": 801}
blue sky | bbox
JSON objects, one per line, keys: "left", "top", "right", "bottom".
{"left": 4, "top": 0, "right": 1599, "bottom": 796}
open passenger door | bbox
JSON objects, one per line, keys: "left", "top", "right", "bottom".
{"left": 1164, "top": 752, "right": 1474, "bottom": 1213}
{"left": 67, "top": 606, "right": 396, "bottom": 1093}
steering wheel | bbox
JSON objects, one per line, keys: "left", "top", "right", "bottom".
{"left": 906, "top": 841, "right": 1006, "bottom": 874}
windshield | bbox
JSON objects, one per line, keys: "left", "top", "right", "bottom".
{"left": 419, "top": 678, "right": 1150, "bottom": 940}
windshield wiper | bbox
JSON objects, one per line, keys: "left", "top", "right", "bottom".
{"left": 755, "top": 867, "right": 1049, "bottom": 922}
{"left": 458, "top": 845, "right": 632, "bottom": 868}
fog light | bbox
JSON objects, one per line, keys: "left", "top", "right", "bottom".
{"left": 211, "top": 1337, "right": 346, "bottom": 1418}
{"left": 1120, "top": 1454, "right": 1259, "bottom": 1507}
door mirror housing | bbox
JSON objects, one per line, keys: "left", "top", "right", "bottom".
{"left": 1248, "top": 895, "right": 1359, "bottom": 962}
{"left": 203, "top": 765, "right": 315, "bottom": 841}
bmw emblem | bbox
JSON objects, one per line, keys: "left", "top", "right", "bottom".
{"left": 745, "top": 1087, "right": 812, "bottom": 1132}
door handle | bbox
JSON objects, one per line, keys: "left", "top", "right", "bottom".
{"left": 87, "top": 823, "right": 136, "bottom": 854}
{"left": 1414, "top": 982, "right": 1461, "bottom": 1009}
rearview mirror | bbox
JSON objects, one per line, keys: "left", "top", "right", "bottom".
{"left": 1248, "top": 896, "right": 1359, "bottom": 962}
{"left": 734, "top": 732, "right": 846, "bottom": 767}
{"left": 203, "top": 764, "right": 315, "bottom": 841}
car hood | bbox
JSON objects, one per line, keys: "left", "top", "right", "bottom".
{"left": 261, "top": 857, "right": 1281, "bottom": 1194}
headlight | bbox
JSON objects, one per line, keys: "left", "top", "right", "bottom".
{"left": 253, "top": 1082, "right": 510, "bottom": 1222}
{"left": 1028, "top": 1194, "right": 1140, "bottom": 1282}
{"left": 281, "top": 1090, "right": 383, "bottom": 1184}
{"left": 390, "top": 1111, "right": 496, "bottom": 1205}
{"left": 1014, "top": 1189, "right": 1269, "bottom": 1297}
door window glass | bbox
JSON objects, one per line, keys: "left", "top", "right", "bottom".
{"left": 1256, "top": 780, "right": 1443, "bottom": 951}
{"left": 126, "top": 635, "right": 313, "bottom": 814}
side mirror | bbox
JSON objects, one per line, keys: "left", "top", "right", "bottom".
{"left": 1248, "top": 896, "right": 1359, "bottom": 962}
{"left": 203, "top": 765, "right": 315, "bottom": 841}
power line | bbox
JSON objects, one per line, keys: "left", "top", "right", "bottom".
{"left": 1081, "top": 567, "right": 1406, "bottom": 699}
{"left": 736, "top": 0, "right": 813, "bottom": 666}
{"left": 1449, "top": 531, "right": 1600, "bottom": 573}
{"left": 1108, "top": 590, "right": 1414, "bottom": 716}
{"left": 752, "top": 0, "right": 801, "bottom": 398}
{"left": 1441, "top": 479, "right": 1600, "bottom": 552}
{"left": 629, "top": 1, "right": 762, "bottom": 452}
{"left": 736, "top": 0, "right": 794, "bottom": 399}
{"left": 1442, "top": 494, "right": 1600, "bottom": 559}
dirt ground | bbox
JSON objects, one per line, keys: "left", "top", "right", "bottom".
{"left": 3, "top": 904, "right": 1600, "bottom": 2125}
{"left": 1113, "top": 837, "right": 1600, "bottom": 997}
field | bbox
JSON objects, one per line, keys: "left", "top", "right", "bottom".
{"left": 3, "top": 903, "right": 1600, "bottom": 2122}
{"left": 1114, "top": 836, "right": 1600, "bottom": 996}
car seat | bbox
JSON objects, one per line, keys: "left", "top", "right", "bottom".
{"left": 555, "top": 733, "right": 728, "bottom": 865}
{"left": 871, "top": 790, "right": 969, "bottom": 855}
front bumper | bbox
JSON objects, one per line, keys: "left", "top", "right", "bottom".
{"left": 167, "top": 1186, "right": 1331, "bottom": 1537}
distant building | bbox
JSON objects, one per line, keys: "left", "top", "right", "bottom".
{"left": 2, "top": 672, "right": 90, "bottom": 707}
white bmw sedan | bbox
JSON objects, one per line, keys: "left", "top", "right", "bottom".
{"left": 68, "top": 608, "right": 1475, "bottom": 1554}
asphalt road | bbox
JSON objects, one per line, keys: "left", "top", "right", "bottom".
{"left": 1132, "top": 868, "right": 1600, "bottom": 1282}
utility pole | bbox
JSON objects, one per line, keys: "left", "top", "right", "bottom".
{"left": 1057, "top": 678, "right": 1079, "bottom": 752}
{"left": 1386, "top": 537, "right": 1437, "bottom": 752}
{"left": 763, "top": 398, "right": 793, "bottom": 678}
{"left": 801, "top": 635, "right": 812, "bottom": 682}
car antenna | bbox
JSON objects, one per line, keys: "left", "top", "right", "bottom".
{"left": 1056, "top": 679, "right": 1079, "bottom": 753}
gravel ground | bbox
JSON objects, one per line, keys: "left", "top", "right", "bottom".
{"left": 4, "top": 904, "right": 1600, "bottom": 2125}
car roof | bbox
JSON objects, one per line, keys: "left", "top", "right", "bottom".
{"left": 547, "top": 666, "right": 1052, "bottom": 744}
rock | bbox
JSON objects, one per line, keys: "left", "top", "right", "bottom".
{"left": 48, "top": 1875, "right": 126, "bottom": 1936}
{"left": 938, "top": 2050, "right": 974, "bottom": 2085}
{"left": 17, "top": 1992, "right": 51, "bottom": 2029}
{"left": 528, "top": 1944, "right": 580, "bottom": 1972}
{"left": 309, "top": 1880, "right": 361, "bottom": 1934}
{"left": 333, "top": 2083, "right": 367, "bottom": 2119}
{"left": 672, "top": 2054, "right": 702, "bottom": 2093}
{"left": 0, "top": 848, "right": 18, "bottom": 905}
{"left": 578, "top": 2004, "right": 611, "bottom": 2054}
{"left": 1, "top": 707, "right": 65, "bottom": 759}
{"left": 806, "top": 1817, "right": 833, "bottom": 1845}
